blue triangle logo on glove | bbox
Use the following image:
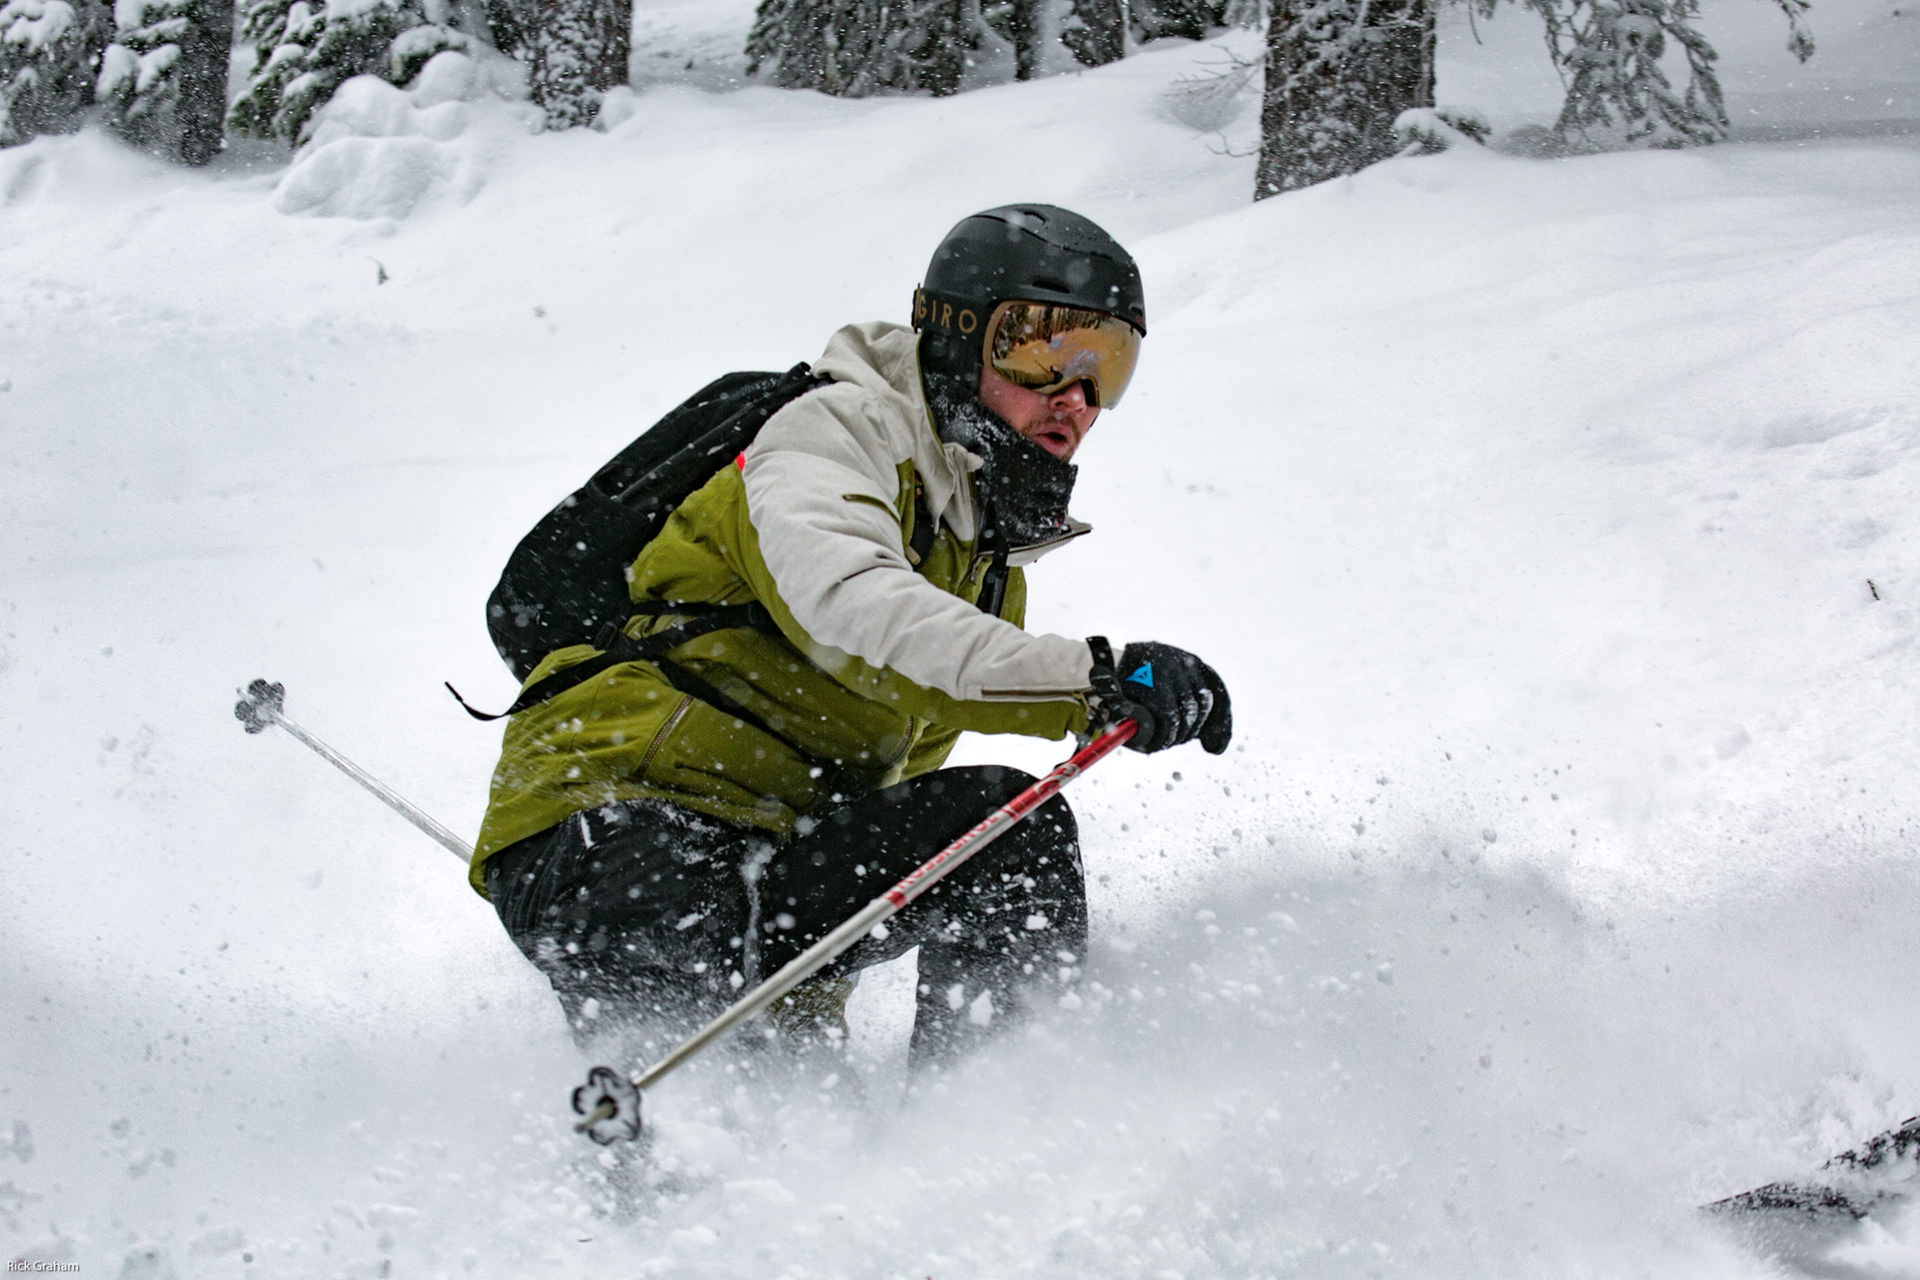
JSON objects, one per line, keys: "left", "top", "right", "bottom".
{"left": 1126, "top": 664, "right": 1154, "bottom": 688}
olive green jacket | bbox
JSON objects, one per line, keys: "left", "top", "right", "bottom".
{"left": 470, "top": 323, "right": 1095, "bottom": 896}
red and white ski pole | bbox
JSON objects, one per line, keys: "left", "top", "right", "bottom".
{"left": 572, "top": 717, "right": 1138, "bottom": 1143}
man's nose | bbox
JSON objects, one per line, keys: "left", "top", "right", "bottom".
{"left": 1049, "top": 381, "right": 1090, "bottom": 412}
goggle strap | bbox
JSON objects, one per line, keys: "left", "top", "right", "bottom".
{"left": 912, "top": 287, "right": 992, "bottom": 343}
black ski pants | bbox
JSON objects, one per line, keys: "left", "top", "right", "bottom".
{"left": 485, "top": 765, "right": 1086, "bottom": 1065}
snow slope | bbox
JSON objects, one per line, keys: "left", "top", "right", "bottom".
{"left": 2, "top": 1, "right": 1917, "bottom": 1275}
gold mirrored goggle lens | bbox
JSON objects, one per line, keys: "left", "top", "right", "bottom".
{"left": 985, "top": 301, "right": 1142, "bottom": 409}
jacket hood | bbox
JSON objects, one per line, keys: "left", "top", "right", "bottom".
{"left": 813, "top": 322, "right": 984, "bottom": 541}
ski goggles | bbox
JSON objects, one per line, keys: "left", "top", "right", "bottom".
{"left": 984, "top": 300, "right": 1142, "bottom": 409}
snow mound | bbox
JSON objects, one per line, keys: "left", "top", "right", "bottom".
{"left": 274, "top": 131, "right": 453, "bottom": 219}
{"left": 272, "top": 51, "right": 518, "bottom": 219}
{"left": 1395, "top": 105, "right": 1494, "bottom": 153}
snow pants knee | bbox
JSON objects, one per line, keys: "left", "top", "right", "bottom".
{"left": 485, "top": 764, "right": 1086, "bottom": 1063}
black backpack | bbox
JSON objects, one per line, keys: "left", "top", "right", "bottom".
{"left": 449, "top": 363, "right": 830, "bottom": 721}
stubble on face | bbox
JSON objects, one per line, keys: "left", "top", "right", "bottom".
{"left": 976, "top": 367, "right": 1099, "bottom": 462}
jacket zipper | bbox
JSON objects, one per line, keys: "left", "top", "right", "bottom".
{"left": 637, "top": 694, "right": 695, "bottom": 777}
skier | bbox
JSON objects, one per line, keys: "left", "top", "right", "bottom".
{"left": 472, "top": 204, "right": 1233, "bottom": 1064}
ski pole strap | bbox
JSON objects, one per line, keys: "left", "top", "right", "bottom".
{"left": 1086, "top": 634, "right": 1129, "bottom": 706}
{"left": 1081, "top": 635, "right": 1144, "bottom": 743}
{"left": 1087, "top": 635, "right": 1117, "bottom": 681}
{"left": 446, "top": 601, "right": 777, "bottom": 722}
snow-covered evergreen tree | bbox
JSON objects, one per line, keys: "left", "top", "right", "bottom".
{"left": 1129, "top": 0, "right": 1219, "bottom": 41}
{"left": 1255, "top": 0, "right": 1432, "bottom": 195}
{"left": 1500, "top": 0, "right": 1809, "bottom": 149}
{"left": 95, "top": 0, "right": 233, "bottom": 163}
{"left": 1057, "top": 0, "right": 1256, "bottom": 68}
{"left": 1533, "top": 0, "right": 1723, "bottom": 145}
{"left": 746, "top": 0, "right": 982, "bottom": 97}
{"left": 745, "top": 0, "right": 1262, "bottom": 94}
{"left": 0, "top": 0, "right": 109, "bottom": 147}
{"left": 524, "top": 0, "right": 627, "bottom": 127}
{"left": 482, "top": 0, "right": 533, "bottom": 55}
{"left": 980, "top": 0, "right": 1041, "bottom": 79}
{"left": 1254, "top": 0, "right": 1810, "bottom": 192}
{"left": 1058, "top": 0, "right": 1121, "bottom": 66}
{"left": 227, "top": 0, "right": 466, "bottom": 145}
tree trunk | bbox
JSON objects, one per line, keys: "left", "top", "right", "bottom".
{"left": 1254, "top": 0, "right": 1432, "bottom": 197}
{"left": 527, "top": 0, "right": 630, "bottom": 128}
{"left": 1008, "top": 0, "right": 1041, "bottom": 79}
{"left": 907, "top": 0, "right": 969, "bottom": 96}
{"left": 485, "top": 0, "right": 537, "bottom": 55}
{"left": 173, "top": 0, "right": 234, "bottom": 164}
{"left": 1061, "top": 0, "right": 1123, "bottom": 66}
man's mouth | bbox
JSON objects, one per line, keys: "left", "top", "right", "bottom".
{"left": 1028, "top": 422, "right": 1077, "bottom": 459}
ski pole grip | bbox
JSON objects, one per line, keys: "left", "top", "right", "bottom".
{"left": 235, "top": 679, "right": 287, "bottom": 734}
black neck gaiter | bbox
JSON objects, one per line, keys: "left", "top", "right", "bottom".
{"left": 924, "top": 372, "right": 1078, "bottom": 548}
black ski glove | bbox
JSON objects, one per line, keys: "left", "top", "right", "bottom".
{"left": 1087, "top": 637, "right": 1233, "bottom": 755}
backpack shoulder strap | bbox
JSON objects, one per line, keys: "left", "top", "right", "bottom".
{"left": 906, "top": 477, "right": 936, "bottom": 566}
{"left": 448, "top": 602, "right": 779, "bottom": 722}
{"left": 974, "top": 499, "right": 1010, "bottom": 618}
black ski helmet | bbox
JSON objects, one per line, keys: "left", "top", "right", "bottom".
{"left": 914, "top": 204, "right": 1146, "bottom": 384}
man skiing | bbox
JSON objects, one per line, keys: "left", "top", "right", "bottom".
{"left": 472, "top": 204, "right": 1232, "bottom": 1064}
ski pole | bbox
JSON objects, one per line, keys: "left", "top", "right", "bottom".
{"left": 571, "top": 717, "right": 1138, "bottom": 1144}
{"left": 233, "top": 679, "right": 473, "bottom": 864}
